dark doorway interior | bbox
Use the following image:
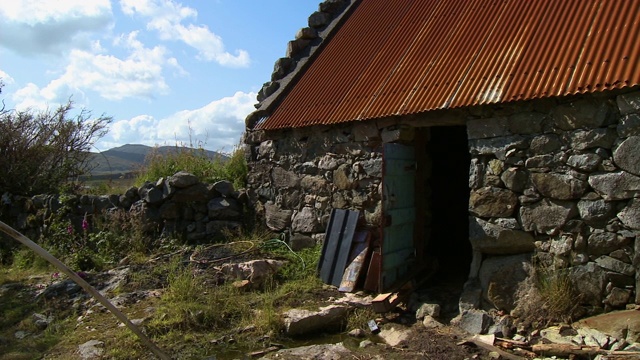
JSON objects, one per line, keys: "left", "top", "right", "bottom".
{"left": 426, "top": 125, "right": 471, "bottom": 282}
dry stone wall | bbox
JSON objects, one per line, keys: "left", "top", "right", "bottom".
{"left": 243, "top": 122, "right": 386, "bottom": 246}
{"left": 466, "top": 90, "right": 640, "bottom": 313}
{"left": 0, "top": 172, "right": 244, "bottom": 244}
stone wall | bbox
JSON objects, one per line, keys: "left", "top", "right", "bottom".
{"left": 244, "top": 88, "right": 640, "bottom": 314}
{"left": 0, "top": 171, "right": 245, "bottom": 244}
{"left": 243, "top": 122, "right": 387, "bottom": 246}
{"left": 466, "top": 89, "right": 640, "bottom": 313}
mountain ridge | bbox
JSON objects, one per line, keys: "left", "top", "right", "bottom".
{"left": 87, "top": 144, "right": 226, "bottom": 177}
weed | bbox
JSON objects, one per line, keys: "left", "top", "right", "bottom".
{"left": 346, "top": 307, "right": 378, "bottom": 333}
{"left": 512, "top": 258, "right": 581, "bottom": 329}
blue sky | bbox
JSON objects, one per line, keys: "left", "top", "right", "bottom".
{"left": 0, "top": 0, "right": 319, "bottom": 152}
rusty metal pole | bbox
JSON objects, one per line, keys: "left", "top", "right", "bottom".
{"left": 0, "top": 220, "right": 172, "bottom": 360}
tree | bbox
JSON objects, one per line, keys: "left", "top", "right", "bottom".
{"left": 0, "top": 100, "right": 112, "bottom": 195}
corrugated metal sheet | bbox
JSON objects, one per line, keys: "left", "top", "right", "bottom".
{"left": 256, "top": 0, "right": 640, "bottom": 130}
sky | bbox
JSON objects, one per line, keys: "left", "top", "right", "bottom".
{"left": 0, "top": 0, "right": 319, "bottom": 152}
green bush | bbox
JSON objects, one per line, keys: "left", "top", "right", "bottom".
{"left": 0, "top": 100, "right": 112, "bottom": 196}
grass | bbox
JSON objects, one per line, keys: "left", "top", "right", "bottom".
{"left": 0, "top": 266, "right": 75, "bottom": 359}
{"left": 512, "top": 258, "right": 581, "bottom": 330}
{"left": 0, "top": 225, "right": 333, "bottom": 360}
{"left": 134, "top": 144, "right": 247, "bottom": 190}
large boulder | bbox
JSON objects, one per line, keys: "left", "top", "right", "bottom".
{"left": 479, "top": 254, "right": 531, "bottom": 311}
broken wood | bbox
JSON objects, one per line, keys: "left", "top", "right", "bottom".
{"left": 459, "top": 335, "right": 526, "bottom": 360}
{"left": 532, "top": 343, "right": 640, "bottom": 358}
{"left": 494, "top": 337, "right": 531, "bottom": 351}
{"left": 372, "top": 282, "right": 412, "bottom": 313}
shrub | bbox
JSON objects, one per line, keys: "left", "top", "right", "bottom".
{"left": 0, "top": 100, "right": 112, "bottom": 195}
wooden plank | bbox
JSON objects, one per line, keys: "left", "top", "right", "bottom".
{"left": 339, "top": 231, "right": 371, "bottom": 292}
{"left": 317, "top": 209, "right": 360, "bottom": 287}
{"left": 363, "top": 251, "right": 381, "bottom": 292}
{"left": 371, "top": 282, "right": 413, "bottom": 313}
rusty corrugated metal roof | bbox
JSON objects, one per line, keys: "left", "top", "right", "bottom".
{"left": 256, "top": 0, "right": 640, "bottom": 130}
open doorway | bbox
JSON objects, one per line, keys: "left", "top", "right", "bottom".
{"left": 427, "top": 126, "right": 471, "bottom": 280}
{"left": 416, "top": 125, "right": 471, "bottom": 319}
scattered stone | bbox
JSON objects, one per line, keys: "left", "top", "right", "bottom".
{"left": 453, "top": 310, "right": 493, "bottom": 335}
{"left": 539, "top": 326, "right": 577, "bottom": 345}
{"left": 415, "top": 303, "right": 441, "bottom": 320}
{"left": 219, "top": 260, "right": 286, "bottom": 288}
{"left": 378, "top": 326, "right": 411, "bottom": 346}
{"left": 348, "top": 328, "right": 366, "bottom": 338}
{"left": 33, "top": 313, "right": 53, "bottom": 330}
{"left": 78, "top": 340, "right": 104, "bottom": 359}
{"left": 422, "top": 316, "right": 444, "bottom": 329}
{"left": 289, "top": 233, "right": 316, "bottom": 251}
{"left": 283, "top": 305, "right": 349, "bottom": 336}
{"left": 262, "top": 343, "right": 351, "bottom": 359}
{"left": 14, "top": 330, "right": 29, "bottom": 339}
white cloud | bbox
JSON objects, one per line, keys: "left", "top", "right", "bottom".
{"left": 120, "top": 0, "right": 250, "bottom": 67}
{"left": 11, "top": 31, "right": 182, "bottom": 110}
{"left": 0, "top": 0, "right": 113, "bottom": 56}
{"left": 0, "top": 69, "right": 15, "bottom": 85}
{"left": 96, "top": 91, "right": 256, "bottom": 151}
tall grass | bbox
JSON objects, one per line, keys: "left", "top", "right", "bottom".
{"left": 135, "top": 144, "right": 247, "bottom": 190}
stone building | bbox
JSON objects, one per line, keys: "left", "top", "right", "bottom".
{"left": 243, "top": 0, "right": 640, "bottom": 314}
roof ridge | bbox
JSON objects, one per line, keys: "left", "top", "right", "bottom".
{"left": 245, "top": 0, "right": 359, "bottom": 129}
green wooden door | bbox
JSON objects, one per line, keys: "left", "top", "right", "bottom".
{"left": 381, "top": 143, "right": 416, "bottom": 291}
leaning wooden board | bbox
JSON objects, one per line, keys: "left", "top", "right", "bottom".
{"left": 318, "top": 209, "right": 360, "bottom": 287}
{"left": 339, "top": 231, "right": 371, "bottom": 292}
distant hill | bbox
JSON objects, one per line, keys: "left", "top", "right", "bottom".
{"left": 86, "top": 144, "right": 226, "bottom": 178}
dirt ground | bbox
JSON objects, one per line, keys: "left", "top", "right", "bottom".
{"left": 372, "top": 324, "right": 490, "bottom": 360}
